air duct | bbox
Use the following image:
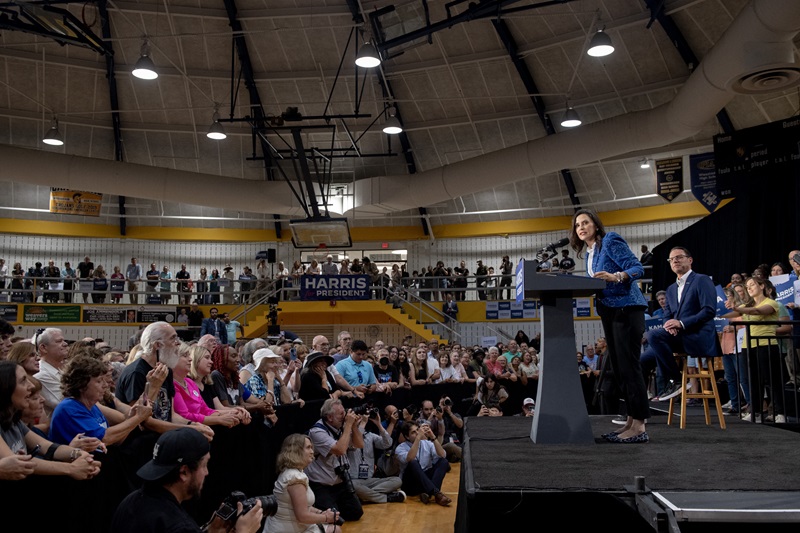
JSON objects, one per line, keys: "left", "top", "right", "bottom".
{"left": 349, "top": 0, "right": 800, "bottom": 214}
{"left": 0, "top": 0, "right": 798, "bottom": 218}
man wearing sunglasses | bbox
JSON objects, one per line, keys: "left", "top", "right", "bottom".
{"left": 334, "top": 339, "right": 377, "bottom": 395}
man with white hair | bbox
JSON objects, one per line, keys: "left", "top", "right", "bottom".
{"left": 33, "top": 327, "right": 69, "bottom": 417}
{"left": 332, "top": 330, "right": 352, "bottom": 364}
{"left": 321, "top": 255, "right": 339, "bottom": 275}
{"left": 115, "top": 321, "right": 213, "bottom": 439}
{"left": 310, "top": 334, "right": 363, "bottom": 398}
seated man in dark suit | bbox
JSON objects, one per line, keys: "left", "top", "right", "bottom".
{"left": 641, "top": 247, "right": 717, "bottom": 401}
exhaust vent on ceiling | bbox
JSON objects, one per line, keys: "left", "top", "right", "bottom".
{"left": 731, "top": 66, "right": 800, "bottom": 94}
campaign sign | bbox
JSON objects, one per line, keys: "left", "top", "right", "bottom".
{"left": 574, "top": 298, "right": 592, "bottom": 318}
{"left": 300, "top": 275, "right": 370, "bottom": 301}
{"left": 515, "top": 259, "right": 525, "bottom": 304}
{"left": 523, "top": 301, "right": 537, "bottom": 319}
{"left": 715, "top": 285, "right": 729, "bottom": 316}
{"left": 770, "top": 273, "right": 795, "bottom": 307}
{"left": 485, "top": 301, "right": 499, "bottom": 320}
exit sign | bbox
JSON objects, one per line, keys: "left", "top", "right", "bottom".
{"left": 381, "top": 242, "right": 389, "bottom": 249}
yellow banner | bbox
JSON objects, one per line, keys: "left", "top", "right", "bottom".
{"left": 49, "top": 188, "right": 102, "bottom": 217}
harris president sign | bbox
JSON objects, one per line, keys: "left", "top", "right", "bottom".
{"left": 300, "top": 274, "right": 371, "bottom": 300}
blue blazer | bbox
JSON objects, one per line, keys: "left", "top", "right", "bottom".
{"left": 200, "top": 317, "right": 228, "bottom": 345}
{"left": 587, "top": 232, "right": 647, "bottom": 309}
{"left": 664, "top": 271, "right": 718, "bottom": 357}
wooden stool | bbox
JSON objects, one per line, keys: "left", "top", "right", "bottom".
{"left": 667, "top": 354, "right": 726, "bottom": 429}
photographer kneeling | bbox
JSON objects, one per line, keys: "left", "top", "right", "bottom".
{"left": 112, "top": 427, "right": 265, "bottom": 533}
{"left": 306, "top": 398, "right": 364, "bottom": 522}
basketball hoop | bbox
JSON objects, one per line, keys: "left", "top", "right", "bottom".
{"left": 310, "top": 243, "right": 329, "bottom": 266}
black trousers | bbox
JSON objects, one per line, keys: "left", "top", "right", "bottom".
{"left": 596, "top": 302, "right": 650, "bottom": 421}
{"left": 309, "top": 480, "right": 363, "bottom": 522}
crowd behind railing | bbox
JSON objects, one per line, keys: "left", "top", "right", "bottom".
{"left": 0, "top": 247, "right": 656, "bottom": 306}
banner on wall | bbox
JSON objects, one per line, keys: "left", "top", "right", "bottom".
{"left": 485, "top": 300, "right": 538, "bottom": 320}
{"left": 655, "top": 157, "right": 683, "bottom": 202}
{"left": 0, "top": 305, "right": 18, "bottom": 322}
{"left": 83, "top": 307, "right": 129, "bottom": 324}
{"left": 135, "top": 306, "right": 177, "bottom": 323}
{"left": 573, "top": 298, "right": 592, "bottom": 318}
{"left": 23, "top": 305, "right": 81, "bottom": 323}
{"left": 49, "top": 188, "right": 102, "bottom": 217}
{"left": 481, "top": 336, "right": 497, "bottom": 348}
{"left": 300, "top": 274, "right": 370, "bottom": 301}
{"left": 689, "top": 153, "right": 720, "bottom": 213}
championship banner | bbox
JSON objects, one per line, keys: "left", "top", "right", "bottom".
{"left": 23, "top": 305, "right": 81, "bottom": 323}
{"left": 300, "top": 274, "right": 370, "bottom": 301}
{"left": 689, "top": 153, "right": 720, "bottom": 213}
{"left": 655, "top": 157, "right": 683, "bottom": 202}
{"left": 83, "top": 306, "right": 129, "bottom": 324}
{"left": 49, "top": 188, "right": 102, "bottom": 217}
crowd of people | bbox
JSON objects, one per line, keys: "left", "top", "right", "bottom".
{"left": 0, "top": 316, "right": 543, "bottom": 532}
{"left": 0, "top": 249, "right": 582, "bottom": 307}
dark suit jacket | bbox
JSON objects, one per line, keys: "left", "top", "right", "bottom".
{"left": 200, "top": 317, "right": 228, "bottom": 344}
{"left": 664, "top": 271, "right": 717, "bottom": 356}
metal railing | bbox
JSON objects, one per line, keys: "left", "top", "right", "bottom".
{"left": 728, "top": 320, "right": 799, "bottom": 424}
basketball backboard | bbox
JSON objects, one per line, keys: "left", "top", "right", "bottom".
{"left": 289, "top": 217, "right": 352, "bottom": 249}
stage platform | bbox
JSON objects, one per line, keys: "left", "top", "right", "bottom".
{"left": 455, "top": 414, "right": 800, "bottom": 532}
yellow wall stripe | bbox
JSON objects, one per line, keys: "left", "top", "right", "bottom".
{"left": 0, "top": 198, "right": 729, "bottom": 242}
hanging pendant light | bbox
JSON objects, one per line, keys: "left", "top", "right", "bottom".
{"left": 587, "top": 29, "right": 614, "bottom": 57}
{"left": 355, "top": 42, "right": 381, "bottom": 68}
{"left": 382, "top": 106, "right": 403, "bottom": 134}
{"left": 206, "top": 111, "right": 227, "bottom": 140}
{"left": 560, "top": 106, "right": 582, "bottom": 128}
{"left": 132, "top": 39, "right": 158, "bottom": 80}
{"left": 43, "top": 117, "right": 64, "bottom": 146}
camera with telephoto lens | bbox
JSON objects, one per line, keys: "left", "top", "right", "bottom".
{"left": 214, "top": 490, "right": 278, "bottom": 524}
{"left": 352, "top": 402, "right": 378, "bottom": 418}
{"left": 443, "top": 398, "right": 452, "bottom": 407}
{"left": 334, "top": 464, "right": 356, "bottom": 495}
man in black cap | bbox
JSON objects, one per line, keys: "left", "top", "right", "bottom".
{"left": 112, "top": 427, "right": 263, "bottom": 533}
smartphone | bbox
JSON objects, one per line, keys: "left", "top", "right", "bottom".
{"left": 141, "top": 382, "right": 151, "bottom": 403}
{"left": 29, "top": 444, "right": 41, "bottom": 457}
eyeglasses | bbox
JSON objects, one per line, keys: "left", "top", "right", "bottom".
{"left": 667, "top": 255, "right": 689, "bottom": 264}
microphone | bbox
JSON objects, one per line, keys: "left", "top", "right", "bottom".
{"left": 540, "top": 237, "right": 569, "bottom": 252}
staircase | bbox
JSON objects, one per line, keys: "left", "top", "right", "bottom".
{"left": 241, "top": 300, "right": 440, "bottom": 342}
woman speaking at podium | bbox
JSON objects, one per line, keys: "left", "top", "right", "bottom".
{"left": 569, "top": 209, "right": 650, "bottom": 444}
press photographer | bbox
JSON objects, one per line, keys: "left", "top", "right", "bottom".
{"left": 111, "top": 428, "right": 266, "bottom": 533}
{"left": 305, "top": 398, "right": 365, "bottom": 522}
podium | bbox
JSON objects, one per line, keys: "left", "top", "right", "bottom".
{"left": 519, "top": 261, "right": 606, "bottom": 444}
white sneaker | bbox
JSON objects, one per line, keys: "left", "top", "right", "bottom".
{"left": 741, "top": 412, "right": 761, "bottom": 423}
{"left": 721, "top": 401, "right": 731, "bottom": 409}
{"left": 775, "top": 414, "right": 787, "bottom": 424}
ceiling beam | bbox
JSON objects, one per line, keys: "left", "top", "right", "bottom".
{"left": 491, "top": 18, "right": 579, "bottom": 209}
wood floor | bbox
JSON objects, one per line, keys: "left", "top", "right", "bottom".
{"left": 344, "top": 463, "right": 460, "bottom": 533}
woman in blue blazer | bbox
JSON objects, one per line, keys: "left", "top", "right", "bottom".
{"left": 570, "top": 209, "right": 650, "bottom": 443}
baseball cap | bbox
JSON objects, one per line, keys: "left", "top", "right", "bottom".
{"left": 523, "top": 397, "right": 535, "bottom": 407}
{"left": 137, "top": 428, "right": 209, "bottom": 481}
{"left": 253, "top": 347, "right": 280, "bottom": 369}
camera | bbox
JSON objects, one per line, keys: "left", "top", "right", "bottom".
{"left": 214, "top": 490, "right": 278, "bottom": 524}
{"left": 443, "top": 398, "right": 452, "bottom": 407}
{"left": 352, "top": 402, "right": 378, "bottom": 418}
{"left": 435, "top": 406, "right": 443, "bottom": 414}
{"left": 334, "top": 464, "right": 356, "bottom": 495}
{"left": 404, "top": 404, "right": 418, "bottom": 417}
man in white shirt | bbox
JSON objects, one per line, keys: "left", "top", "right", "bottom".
{"left": 126, "top": 257, "right": 143, "bottom": 304}
{"left": 32, "top": 328, "right": 69, "bottom": 417}
{"left": 321, "top": 255, "right": 339, "bottom": 275}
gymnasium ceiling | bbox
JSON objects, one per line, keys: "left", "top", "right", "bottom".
{"left": 0, "top": 0, "right": 799, "bottom": 233}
